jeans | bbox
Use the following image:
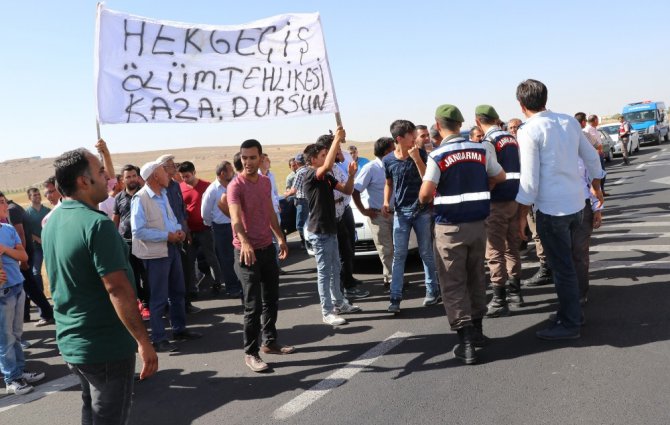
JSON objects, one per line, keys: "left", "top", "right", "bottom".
{"left": 571, "top": 201, "right": 594, "bottom": 299}
{"left": 307, "top": 231, "right": 344, "bottom": 316}
{"left": 0, "top": 285, "right": 26, "bottom": 384}
{"left": 390, "top": 210, "right": 439, "bottom": 300}
{"left": 536, "top": 210, "right": 583, "bottom": 330}
{"left": 234, "top": 245, "right": 280, "bottom": 355}
{"left": 32, "top": 244, "right": 44, "bottom": 291}
{"left": 212, "top": 222, "right": 242, "bottom": 294}
{"left": 67, "top": 356, "right": 136, "bottom": 425}
{"left": 143, "top": 244, "right": 187, "bottom": 343}
{"left": 22, "top": 268, "right": 53, "bottom": 321}
{"left": 295, "top": 198, "right": 309, "bottom": 244}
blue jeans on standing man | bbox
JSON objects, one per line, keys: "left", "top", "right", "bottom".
{"left": 0, "top": 285, "right": 26, "bottom": 385}
{"left": 295, "top": 198, "right": 309, "bottom": 247}
{"left": 67, "top": 356, "right": 136, "bottom": 425}
{"left": 143, "top": 244, "right": 187, "bottom": 343}
{"left": 306, "top": 231, "right": 345, "bottom": 316}
{"left": 535, "top": 210, "right": 583, "bottom": 330}
{"left": 390, "top": 210, "right": 439, "bottom": 301}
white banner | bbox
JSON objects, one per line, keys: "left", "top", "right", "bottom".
{"left": 95, "top": 5, "right": 339, "bottom": 124}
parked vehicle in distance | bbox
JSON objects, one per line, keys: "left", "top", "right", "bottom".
{"left": 597, "top": 129, "right": 615, "bottom": 162}
{"left": 598, "top": 123, "right": 640, "bottom": 157}
{"left": 622, "top": 101, "right": 669, "bottom": 145}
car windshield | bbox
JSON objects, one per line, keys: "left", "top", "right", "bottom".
{"left": 624, "top": 110, "right": 657, "bottom": 122}
{"left": 600, "top": 125, "right": 618, "bottom": 135}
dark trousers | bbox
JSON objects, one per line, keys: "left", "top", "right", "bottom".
{"left": 144, "top": 244, "right": 186, "bottom": 343}
{"left": 337, "top": 206, "right": 357, "bottom": 289}
{"left": 67, "top": 356, "right": 136, "bottom": 425}
{"left": 536, "top": 210, "right": 583, "bottom": 330}
{"left": 22, "top": 268, "right": 53, "bottom": 321}
{"left": 234, "top": 245, "right": 279, "bottom": 355}
{"left": 571, "top": 201, "right": 594, "bottom": 299}
{"left": 600, "top": 156, "right": 607, "bottom": 192}
{"left": 187, "top": 229, "right": 223, "bottom": 290}
{"left": 212, "top": 222, "right": 242, "bottom": 294}
{"left": 126, "top": 242, "right": 149, "bottom": 305}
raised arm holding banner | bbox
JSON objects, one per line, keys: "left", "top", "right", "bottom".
{"left": 95, "top": 4, "right": 340, "bottom": 128}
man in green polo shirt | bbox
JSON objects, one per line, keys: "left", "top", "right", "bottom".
{"left": 42, "top": 148, "right": 157, "bottom": 424}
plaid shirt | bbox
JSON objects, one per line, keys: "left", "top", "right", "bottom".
{"left": 292, "top": 166, "right": 309, "bottom": 199}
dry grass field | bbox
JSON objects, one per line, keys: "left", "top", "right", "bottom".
{"left": 0, "top": 141, "right": 376, "bottom": 200}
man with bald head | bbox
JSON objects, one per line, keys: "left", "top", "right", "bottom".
{"left": 131, "top": 159, "right": 201, "bottom": 353}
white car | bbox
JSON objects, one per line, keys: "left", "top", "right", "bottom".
{"left": 598, "top": 123, "right": 640, "bottom": 157}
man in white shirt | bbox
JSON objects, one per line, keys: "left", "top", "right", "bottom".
{"left": 352, "top": 137, "right": 395, "bottom": 287}
{"left": 201, "top": 161, "right": 242, "bottom": 297}
{"left": 515, "top": 79, "right": 604, "bottom": 341}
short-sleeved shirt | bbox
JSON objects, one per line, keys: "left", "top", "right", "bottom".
{"left": 42, "top": 200, "right": 137, "bottom": 364}
{"left": 0, "top": 223, "right": 24, "bottom": 288}
{"left": 227, "top": 174, "right": 273, "bottom": 250}
{"left": 304, "top": 168, "right": 339, "bottom": 235}
{"left": 180, "top": 179, "right": 211, "bottom": 232}
{"left": 383, "top": 149, "right": 428, "bottom": 212}
{"left": 354, "top": 158, "right": 392, "bottom": 210}
{"left": 25, "top": 205, "right": 50, "bottom": 239}
{"left": 8, "top": 201, "right": 34, "bottom": 261}
{"left": 114, "top": 190, "right": 135, "bottom": 241}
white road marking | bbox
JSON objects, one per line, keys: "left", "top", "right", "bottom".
{"left": 590, "top": 245, "right": 670, "bottom": 252}
{"left": 613, "top": 177, "right": 627, "bottom": 185}
{"left": 272, "top": 331, "right": 412, "bottom": 420}
{"left": 0, "top": 374, "right": 79, "bottom": 413}
{"left": 603, "top": 212, "right": 670, "bottom": 220}
{"left": 605, "top": 222, "right": 670, "bottom": 228}
{"left": 635, "top": 163, "right": 646, "bottom": 169}
{"left": 591, "top": 232, "right": 670, "bottom": 239}
{"left": 650, "top": 176, "right": 670, "bottom": 186}
{"left": 651, "top": 154, "right": 659, "bottom": 159}
{"left": 523, "top": 259, "right": 670, "bottom": 271}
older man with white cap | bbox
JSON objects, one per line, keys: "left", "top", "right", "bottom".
{"left": 130, "top": 159, "right": 202, "bottom": 352}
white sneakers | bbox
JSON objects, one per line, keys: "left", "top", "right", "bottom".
{"left": 322, "top": 313, "right": 347, "bottom": 326}
{"left": 6, "top": 371, "right": 46, "bottom": 395}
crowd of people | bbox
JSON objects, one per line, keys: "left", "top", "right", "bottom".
{"left": 0, "top": 78, "right": 612, "bottom": 423}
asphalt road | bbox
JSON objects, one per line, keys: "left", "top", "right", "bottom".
{"left": 2, "top": 143, "right": 670, "bottom": 425}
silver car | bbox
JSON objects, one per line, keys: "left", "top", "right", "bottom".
{"left": 598, "top": 123, "right": 640, "bottom": 158}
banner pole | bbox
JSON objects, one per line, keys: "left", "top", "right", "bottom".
{"left": 96, "top": 120, "right": 101, "bottom": 140}
{"left": 335, "top": 112, "right": 342, "bottom": 128}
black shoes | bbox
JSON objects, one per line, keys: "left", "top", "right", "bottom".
{"left": 153, "top": 340, "right": 178, "bottom": 352}
{"left": 454, "top": 326, "right": 477, "bottom": 365}
{"left": 486, "top": 286, "right": 510, "bottom": 318}
{"left": 173, "top": 330, "right": 203, "bottom": 341}
{"left": 506, "top": 277, "right": 525, "bottom": 306}
{"left": 524, "top": 266, "right": 553, "bottom": 287}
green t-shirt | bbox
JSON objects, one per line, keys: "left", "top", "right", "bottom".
{"left": 42, "top": 200, "right": 137, "bottom": 364}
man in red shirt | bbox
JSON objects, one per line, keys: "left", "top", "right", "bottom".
{"left": 178, "top": 161, "right": 224, "bottom": 296}
{"left": 228, "top": 139, "right": 293, "bottom": 373}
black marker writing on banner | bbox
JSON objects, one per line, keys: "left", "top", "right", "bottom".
{"left": 152, "top": 25, "right": 175, "bottom": 55}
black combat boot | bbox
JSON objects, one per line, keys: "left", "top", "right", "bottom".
{"left": 471, "top": 318, "right": 489, "bottom": 347}
{"left": 486, "top": 285, "right": 510, "bottom": 318}
{"left": 453, "top": 325, "right": 477, "bottom": 365}
{"left": 523, "top": 264, "right": 553, "bottom": 286}
{"left": 506, "top": 277, "right": 525, "bottom": 307}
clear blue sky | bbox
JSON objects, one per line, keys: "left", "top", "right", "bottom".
{"left": 2, "top": 0, "right": 669, "bottom": 161}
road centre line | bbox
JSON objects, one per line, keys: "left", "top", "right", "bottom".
{"left": 0, "top": 374, "right": 79, "bottom": 413}
{"left": 272, "top": 331, "right": 413, "bottom": 420}
{"left": 605, "top": 222, "right": 670, "bottom": 228}
{"left": 636, "top": 163, "right": 646, "bottom": 169}
{"left": 591, "top": 232, "right": 670, "bottom": 239}
{"left": 651, "top": 154, "right": 659, "bottom": 159}
{"left": 590, "top": 245, "right": 670, "bottom": 252}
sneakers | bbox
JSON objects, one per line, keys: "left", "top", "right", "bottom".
{"left": 334, "top": 302, "right": 361, "bottom": 314}
{"left": 422, "top": 293, "right": 441, "bottom": 306}
{"left": 260, "top": 342, "right": 296, "bottom": 355}
{"left": 344, "top": 287, "right": 370, "bottom": 299}
{"left": 140, "top": 306, "right": 150, "bottom": 321}
{"left": 35, "top": 318, "right": 54, "bottom": 327}
{"left": 6, "top": 378, "right": 33, "bottom": 395}
{"left": 548, "top": 312, "right": 586, "bottom": 326}
{"left": 387, "top": 298, "right": 401, "bottom": 313}
{"left": 244, "top": 354, "right": 269, "bottom": 372}
{"left": 536, "top": 323, "right": 581, "bottom": 340}
{"left": 173, "top": 330, "right": 203, "bottom": 341}
{"left": 153, "top": 340, "right": 178, "bottom": 353}
{"left": 322, "top": 313, "right": 347, "bottom": 326}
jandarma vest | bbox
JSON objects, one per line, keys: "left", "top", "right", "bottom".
{"left": 430, "top": 137, "right": 490, "bottom": 224}
{"left": 131, "top": 187, "right": 176, "bottom": 259}
{"left": 484, "top": 129, "right": 520, "bottom": 202}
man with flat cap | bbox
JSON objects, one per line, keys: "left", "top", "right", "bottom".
{"left": 475, "top": 105, "right": 524, "bottom": 317}
{"left": 131, "top": 160, "right": 202, "bottom": 352}
{"left": 419, "top": 104, "right": 506, "bottom": 365}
